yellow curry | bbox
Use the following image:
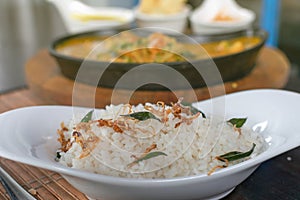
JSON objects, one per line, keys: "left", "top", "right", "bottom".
{"left": 55, "top": 32, "right": 261, "bottom": 63}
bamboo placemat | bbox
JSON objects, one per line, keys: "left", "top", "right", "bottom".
{"left": 0, "top": 90, "right": 89, "bottom": 200}
{"left": 0, "top": 158, "right": 88, "bottom": 200}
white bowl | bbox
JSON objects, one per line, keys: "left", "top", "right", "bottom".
{"left": 190, "top": 21, "right": 253, "bottom": 35}
{"left": 48, "top": 0, "right": 135, "bottom": 34}
{"left": 0, "top": 89, "right": 299, "bottom": 200}
{"left": 135, "top": 6, "right": 191, "bottom": 34}
{"left": 190, "top": 0, "right": 255, "bottom": 35}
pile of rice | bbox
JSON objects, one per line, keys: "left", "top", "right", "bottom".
{"left": 56, "top": 100, "right": 265, "bottom": 178}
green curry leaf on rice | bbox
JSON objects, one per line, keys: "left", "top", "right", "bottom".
{"left": 216, "top": 143, "right": 256, "bottom": 162}
{"left": 208, "top": 143, "right": 256, "bottom": 175}
{"left": 227, "top": 118, "right": 247, "bottom": 128}
{"left": 81, "top": 110, "right": 94, "bottom": 123}
{"left": 128, "top": 151, "right": 168, "bottom": 167}
{"left": 121, "top": 111, "right": 161, "bottom": 122}
{"left": 181, "top": 102, "right": 206, "bottom": 118}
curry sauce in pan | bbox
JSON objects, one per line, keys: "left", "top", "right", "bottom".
{"left": 55, "top": 32, "right": 261, "bottom": 63}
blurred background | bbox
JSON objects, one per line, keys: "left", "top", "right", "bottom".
{"left": 0, "top": 0, "right": 299, "bottom": 93}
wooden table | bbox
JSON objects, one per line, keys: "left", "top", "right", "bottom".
{"left": 26, "top": 47, "right": 290, "bottom": 108}
{"left": 0, "top": 47, "right": 299, "bottom": 200}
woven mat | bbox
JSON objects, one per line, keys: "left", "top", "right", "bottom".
{"left": 0, "top": 158, "right": 88, "bottom": 200}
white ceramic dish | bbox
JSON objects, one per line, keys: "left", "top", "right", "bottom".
{"left": 190, "top": 0, "right": 255, "bottom": 35}
{"left": 0, "top": 89, "right": 299, "bottom": 200}
{"left": 135, "top": 6, "right": 191, "bottom": 34}
{"left": 47, "top": 0, "right": 135, "bottom": 34}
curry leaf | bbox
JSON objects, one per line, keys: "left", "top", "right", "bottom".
{"left": 227, "top": 118, "right": 247, "bottom": 128}
{"left": 217, "top": 143, "right": 256, "bottom": 162}
{"left": 81, "top": 110, "right": 94, "bottom": 122}
{"left": 122, "top": 112, "right": 160, "bottom": 121}
{"left": 132, "top": 151, "right": 167, "bottom": 164}
{"left": 182, "top": 102, "right": 206, "bottom": 118}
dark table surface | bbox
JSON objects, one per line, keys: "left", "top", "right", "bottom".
{"left": 223, "top": 67, "right": 300, "bottom": 200}
{"left": 224, "top": 147, "right": 300, "bottom": 200}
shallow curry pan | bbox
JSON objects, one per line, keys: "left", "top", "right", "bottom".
{"left": 49, "top": 28, "right": 267, "bottom": 91}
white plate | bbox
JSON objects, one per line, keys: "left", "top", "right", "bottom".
{"left": 0, "top": 89, "right": 299, "bottom": 200}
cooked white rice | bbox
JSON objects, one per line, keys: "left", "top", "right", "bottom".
{"left": 57, "top": 102, "right": 265, "bottom": 178}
